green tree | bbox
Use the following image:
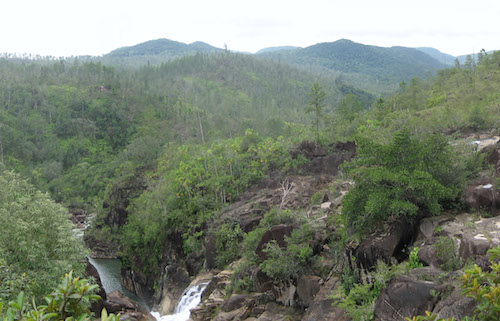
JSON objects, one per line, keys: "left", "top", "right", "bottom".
{"left": 341, "top": 128, "right": 458, "bottom": 234}
{"left": 0, "top": 171, "right": 85, "bottom": 302}
{"left": 306, "top": 82, "right": 327, "bottom": 141}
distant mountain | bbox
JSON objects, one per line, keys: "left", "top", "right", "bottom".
{"left": 105, "top": 38, "right": 222, "bottom": 58}
{"left": 258, "top": 39, "right": 446, "bottom": 89}
{"left": 256, "top": 46, "right": 300, "bottom": 54}
{"left": 457, "top": 50, "right": 496, "bottom": 64}
{"left": 416, "top": 47, "right": 456, "bottom": 65}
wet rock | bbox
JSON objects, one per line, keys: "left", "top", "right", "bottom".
{"left": 374, "top": 276, "right": 439, "bottom": 321}
{"left": 191, "top": 271, "right": 234, "bottom": 321}
{"left": 156, "top": 264, "right": 190, "bottom": 315}
{"left": 121, "top": 266, "right": 154, "bottom": 308}
{"left": 104, "top": 290, "right": 155, "bottom": 321}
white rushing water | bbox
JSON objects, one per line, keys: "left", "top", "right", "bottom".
{"left": 152, "top": 283, "right": 208, "bottom": 321}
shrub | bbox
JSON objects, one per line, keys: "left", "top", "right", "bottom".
{"left": 215, "top": 223, "right": 244, "bottom": 267}
{"left": 408, "top": 247, "right": 424, "bottom": 270}
{"left": 342, "top": 128, "right": 458, "bottom": 235}
{"left": 0, "top": 272, "right": 119, "bottom": 321}
{"left": 434, "top": 236, "right": 461, "bottom": 271}
{"left": 260, "top": 224, "right": 316, "bottom": 282}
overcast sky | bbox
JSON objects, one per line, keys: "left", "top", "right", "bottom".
{"left": 1, "top": 0, "right": 499, "bottom": 57}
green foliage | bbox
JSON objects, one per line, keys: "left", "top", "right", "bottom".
{"left": 259, "top": 39, "right": 446, "bottom": 93}
{"left": 434, "top": 236, "right": 461, "bottom": 271}
{"left": 0, "top": 171, "right": 85, "bottom": 302}
{"left": 215, "top": 223, "right": 244, "bottom": 267}
{"left": 342, "top": 128, "right": 458, "bottom": 234}
{"left": 460, "top": 246, "right": 500, "bottom": 320}
{"left": 408, "top": 247, "right": 424, "bottom": 270}
{"left": 405, "top": 311, "right": 456, "bottom": 321}
{"left": 0, "top": 272, "right": 116, "bottom": 321}
{"left": 311, "top": 191, "right": 325, "bottom": 205}
{"left": 332, "top": 261, "right": 396, "bottom": 321}
{"left": 409, "top": 246, "right": 500, "bottom": 321}
{"left": 120, "top": 136, "right": 304, "bottom": 275}
{"left": 260, "top": 224, "right": 316, "bottom": 282}
{"left": 305, "top": 82, "right": 327, "bottom": 141}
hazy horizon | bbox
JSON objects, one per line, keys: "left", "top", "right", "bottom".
{"left": 2, "top": 0, "right": 499, "bottom": 58}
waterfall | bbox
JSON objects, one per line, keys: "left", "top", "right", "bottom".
{"left": 87, "top": 257, "right": 147, "bottom": 307}
{"left": 152, "top": 283, "right": 208, "bottom": 321}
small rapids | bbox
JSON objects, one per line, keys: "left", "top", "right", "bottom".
{"left": 152, "top": 283, "right": 208, "bottom": 321}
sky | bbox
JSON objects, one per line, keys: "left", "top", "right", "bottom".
{"left": 1, "top": 0, "right": 499, "bottom": 57}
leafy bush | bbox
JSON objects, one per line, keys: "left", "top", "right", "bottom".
{"left": 408, "top": 247, "right": 424, "bottom": 270}
{"left": 0, "top": 171, "right": 85, "bottom": 302}
{"left": 342, "top": 128, "right": 459, "bottom": 235}
{"left": 260, "top": 224, "right": 316, "bottom": 282}
{"left": 332, "top": 261, "right": 396, "bottom": 321}
{"left": 215, "top": 223, "right": 244, "bottom": 267}
{"left": 460, "top": 246, "right": 500, "bottom": 320}
{"left": 434, "top": 236, "right": 461, "bottom": 271}
{"left": 0, "top": 272, "right": 119, "bottom": 321}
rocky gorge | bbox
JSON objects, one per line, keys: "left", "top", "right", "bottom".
{"left": 84, "top": 137, "right": 500, "bottom": 321}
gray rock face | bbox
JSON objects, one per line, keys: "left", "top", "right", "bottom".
{"left": 355, "top": 216, "right": 415, "bottom": 270}
{"left": 104, "top": 290, "right": 155, "bottom": 321}
{"left": 302, "top": 277, "right": 350, "bottom": 321}
{"left": 416, "top": 213, "right": 500, "bottom": 267}
{"left": 296, "top": 275, "right": 321, "bottom": 308}
{"left": 433, "top": 288, "right": 476, "bottom": 320}
{"left": 465, "top": 180, "right": 500, "bottom": 216}
{"left": 374, "top": 276, "right": 439, "bottom": 321}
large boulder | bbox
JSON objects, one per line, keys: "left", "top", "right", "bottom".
{"left": 290, "top": 141, "right": 327, "bottom": 160}
{"left": 155, "top": 264, "right": 191, "bottom": 315}
{"left": 465, "top": 180, "right": 500, "bottom": 216}
{"left": 296, "top": 275, "right": 321, "bottom": 308}
{"left": 433, "top": 288, "right": 476, "bottom": 320}
{"left": 479, "top": 137, "right": 500, "bottom": 175}
{"left": 302, "top": 141, "right": 357, "bottom": 176}
{"left": 416, "top": 213, "right": 500, "bottom": 269}
{"left": 104, "top": 290, "right": 155, "bottom": 321}
{"left": 302, "top": 276, "right": 350, "bottom": 321}
{"left": 374, "top": 276, "right": 440, "bottom": 321}
{"left": 355, "top": 216, "right": 415, "bottom": 270}
{"left": 255, "top": 224, "right": 293, "bottom": 261}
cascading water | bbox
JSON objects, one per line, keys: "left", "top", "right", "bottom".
{"left": 152, "top": 283, "right": 208, "bottom": 321}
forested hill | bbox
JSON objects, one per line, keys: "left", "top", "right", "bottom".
{"left": 100, "top": 38, "right": 223, "bottom": 67}
{"left": 258, "top": 39, "right": 447, "bottom": 92}
{"left": 98, "top": 38, "right": 446, "bottom": 93}
{"left": 0, "top": 51, "right": 373, "bottom": 207}
{"left": 106, "top": 38, "right": 222, "bottom": 57}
